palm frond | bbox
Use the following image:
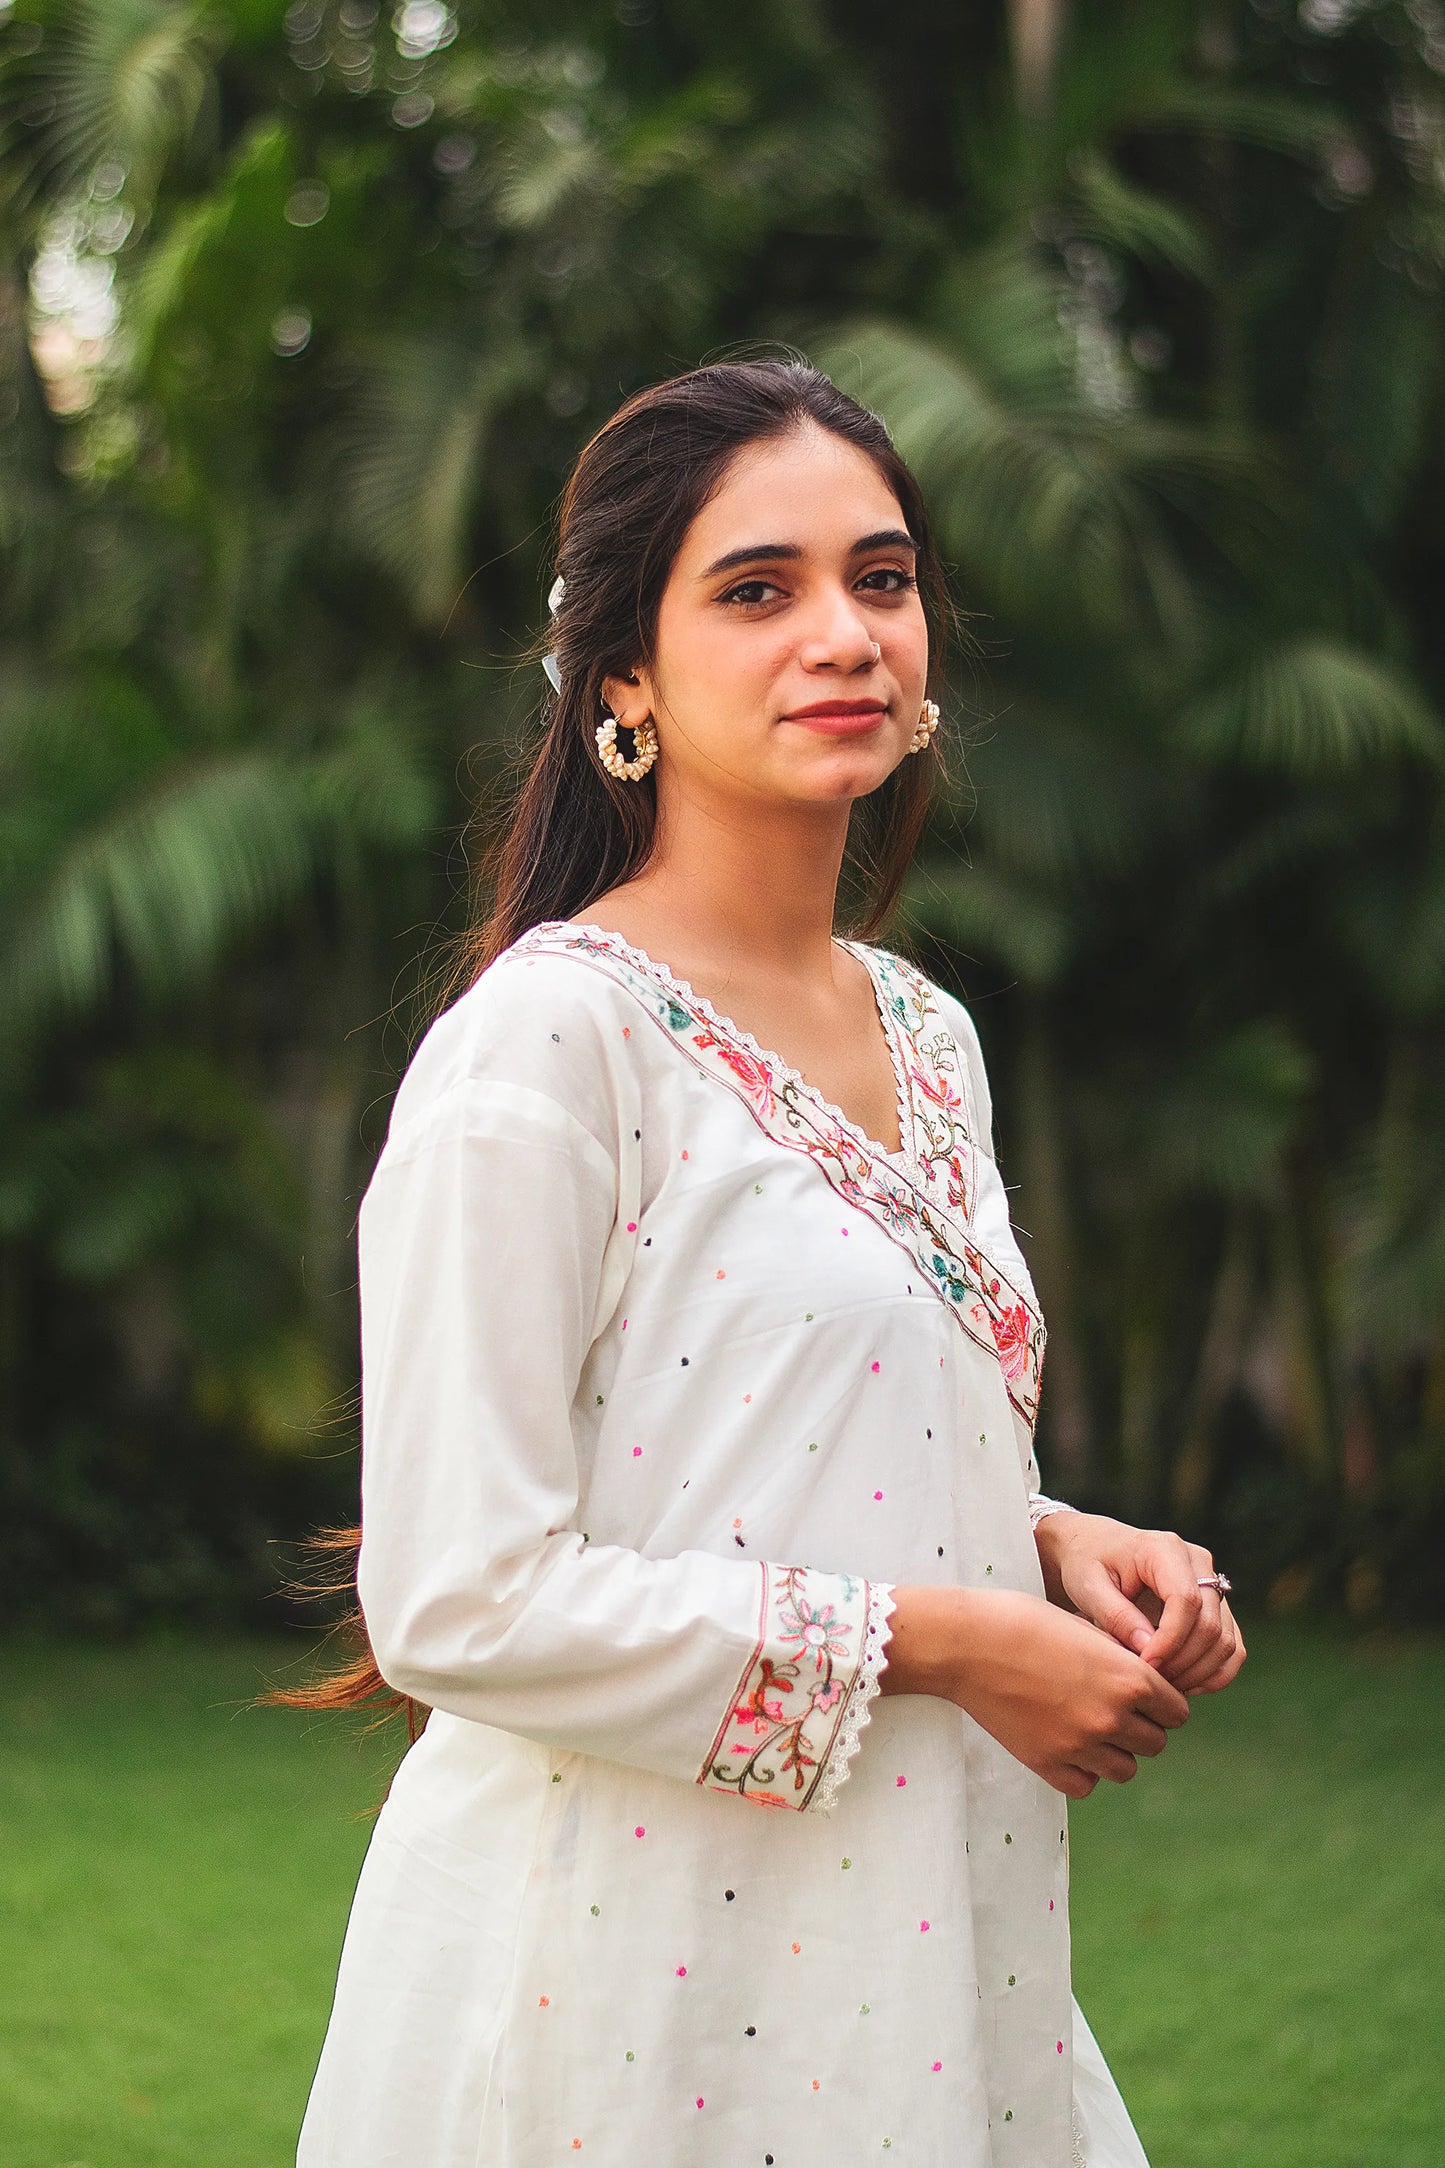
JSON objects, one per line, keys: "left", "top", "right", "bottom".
{"left": 1069, "top": 151, "right": 1215, "bottom": 284}
{"left": 32, "top": 0, "right": 222, "bottom": 208}
{"left": 2, "top": 752, "right": 318, "bottom": 1039}
{"left": 328, "top": 334, "right": 530, "bottom": 626}
{"left": 900, "top": 860, "right": 1076, "bottom": 988}
{"left": 1179, "top": 640, "right": 1445, "bottom": 776}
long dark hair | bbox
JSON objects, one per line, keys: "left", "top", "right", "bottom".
{"left": 270, "top": 357, "right": 954, "bottom": 1731}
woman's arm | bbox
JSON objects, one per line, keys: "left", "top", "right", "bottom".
{"left": 355, "top": 968, "right": 889, "bottom": 1816}
{"left": 877, "top": 1583, "right": 1191, "bottom": 1799}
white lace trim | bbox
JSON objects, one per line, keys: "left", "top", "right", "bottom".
{"left": 1072, "top": 2098, "right": 1088, "bottom": 2164}
{"left": 544, "top": 920, "right": 922, "bottom": 1178}
{"left": 814, "top": 1578, "right": 897, "bottom": 1814}
{"left": 1028, "top": 1491, "right": 1079, "bottom": 1530}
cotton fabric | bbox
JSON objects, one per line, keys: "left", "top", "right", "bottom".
{"left": 298, "top": 920, "right": 1150, "bottom": 2168}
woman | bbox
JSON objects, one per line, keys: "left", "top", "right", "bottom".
{"left": 295, "top": 359, "right": 1245, "bottom": 2168}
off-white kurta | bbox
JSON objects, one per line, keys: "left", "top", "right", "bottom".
{"left": 298, "top": 920, "right": 1150, "bottom": 2168}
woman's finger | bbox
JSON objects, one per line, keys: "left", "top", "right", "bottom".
{"left": 1083, "top": 1741, "right": 1140, "bottom": 1785}
{"left": 1136, "top": 1541, "right": 1224, "bottom": 1675}
{"left": 1109, "top": 1711, "right": 1170, "bottom": 1758}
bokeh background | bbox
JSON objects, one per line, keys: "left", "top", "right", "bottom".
{"left": 1, "top": 3, "right": 1443, "bottom": 2164}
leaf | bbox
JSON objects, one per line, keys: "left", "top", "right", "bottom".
{"left": 900, "top": 861, "right": 1076, "bottom": 989}
{"left": 1178, "top": 640, "right": 1445, "bottom": 776}
{"left": 30, "top": 0, "right": 223, "bottom": 209}
{"left": 327, "top": 334, "right": 530, "bottom": 626}
{"left": 1069, "top": 151, "right": 1215, "bottom": 285}
{"left": 2, "top": 752, "right": 319, "bottom": 1040}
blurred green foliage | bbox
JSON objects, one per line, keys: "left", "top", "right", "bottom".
{"left": 2, "top": 0, "right": 1444, "bottom": 1626}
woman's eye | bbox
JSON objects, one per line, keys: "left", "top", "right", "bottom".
{"left": 857, "top": 567, "right": 918, "bottom": 594}
{"left": 721, "top": 579, "right": 783, "bottom": 607}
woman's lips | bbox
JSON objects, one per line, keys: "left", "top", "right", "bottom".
{"left": 782, "top": 702, "right": 888, "bottom": 737}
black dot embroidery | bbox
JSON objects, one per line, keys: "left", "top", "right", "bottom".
{"left": 926, "top": 1427, "right": 932, "bottom": 1438}
{"left": 634, "top": 1128, "right": 641, "bottom": 1139}
{"left": 551, "top": 1032, "right": 560, "bottom": 1042}
{"left": 937, "top": 1546, "right": 944, "bottom": 1557}
{"left": 745, "top": 2024, "right": 756, "bottom": 2035}
{"left": 734, "top": 1534, "right": 746, "bottom": 1547}
{"left": 680, "top": 1356, "right": 689, "bottom": 1366}
{"left": 644, "top": 1237, "right": 652, "bottom": 1246}
{"left": 725, "top": 1890, "right": 735, "bottom": 1901}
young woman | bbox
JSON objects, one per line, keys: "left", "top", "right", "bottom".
{"left": 295, "top": 359, "right": 1244, "bottom": 2168}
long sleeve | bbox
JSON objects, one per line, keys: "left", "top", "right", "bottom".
{"left": 355, "top": 960, "right": 891, "bottom": 1812}
{"left": 933, "top": 981, "right": 1078, "bottom": 1530}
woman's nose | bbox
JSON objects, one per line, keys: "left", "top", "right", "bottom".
{"left": 796, "top": 589, "right": 880, "bottom": 673}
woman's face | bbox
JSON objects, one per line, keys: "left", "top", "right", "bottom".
{"left": 603, "top": 422, "right": 930, "bottom": 808}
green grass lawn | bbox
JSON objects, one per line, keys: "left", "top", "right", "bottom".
{"left": 0, "top": 1623, "right": 1440, "bottom": 2168}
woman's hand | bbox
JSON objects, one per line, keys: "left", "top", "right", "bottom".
{"left": 1033, "top": 1510, "right": 1247, "bottom": 1696}
{"left": 880, "top": 1585, "right": 1191, "bottom": 1799}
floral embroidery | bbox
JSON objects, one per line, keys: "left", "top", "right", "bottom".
{"left": 509, "top": 923, "right": 1046, "bottom": 1428}
{"left": 696, "top": 1564, "right": 884, "bottom": 1811}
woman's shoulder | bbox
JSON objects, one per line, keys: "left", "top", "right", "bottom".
{"left": 859, "top": 937, "right": 986, "bottom": 1053}
{"left": 382, "top": 933, "right": 644, "bottom": 1156}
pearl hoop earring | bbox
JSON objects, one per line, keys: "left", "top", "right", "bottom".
{"left": 596, "top": 709, "right": 659, "bottom": 781}
{"left": 909, "top": 697, "right": 941, "bottom": 754}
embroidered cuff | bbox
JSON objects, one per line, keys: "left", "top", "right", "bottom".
{"left": 1028, "top": 1490, "right": 1079, "bottom": 1530}
{"left": 698, "top": 1563, "right": 894, "bottom": 1812}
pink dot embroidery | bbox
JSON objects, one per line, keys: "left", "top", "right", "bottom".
{"left": 1048, "top": 1898, "right": 1055, "bottom": 1911}
{"left": 622, "top": 1318, "right": 628, "bottom": 1331}
{"left": 811, "top": 2079, "right": 821, "bottom": 2092}
{"left": 840, "top": 1227, "right": 850, "bottom": 1236}
{"left": 635, "top": 1826, "right": 646, "bottom": 1839}
{"left": 1056, "top": 2041, "right": 1064, "bottom": 2055}
{"left": 873, "top": 1490, "right": 884, "bottom": 1501}
{"left": 870, "top": 1361, "right": 880, "bottom": 1373}
{"left": 931, "top": 2061, "right": 942, "bottom": 2073}
{"left": 633, "top": 1447, "right": 642, "bottom": 1458}
{"left": 920, "top": 1920, "right": 930, "bottom": 1932}
{"left": 621, "top": 1025, "right": 630, "bottom": 1039}
{"left": 743, "top": 1393, "right": 752, "bottom": 1403}
{"left": 716, "top": 1268, "right": 726, "bottom": 1279}
{"left": 677, "top": 1966, "right": 687, "bottom": 1978}
{"left": 732, "top": 1517, "right": 742, "bottom": 1529}
{"left": 681, "top": 1149, "right": 689, "bottom": 1160}
{"left": 696, "top": 2097, "right": 704, "bottom": 2109}
{"left": 896, "top": 1776, "right": 907, "bottom": 1788}
{"left": 626, "top": 1220, "right": 637, "bottom": 1232}
{"left": 791, "top": 1941, "right": 801, "bottom": 1954}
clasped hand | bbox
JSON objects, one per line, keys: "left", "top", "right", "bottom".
{"left": 1034, "top": 1509, "right": 1246, "bottom": 1697}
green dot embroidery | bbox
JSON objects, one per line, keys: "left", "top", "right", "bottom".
{"left": 595, "top": 1394, "right": 604, "bottom": 1406}
{"left": 808, "top": 1441, "right": 818, "bottom": 1452}
{"left": 590, "top": 1904, "right": 600, "bottom": 1916}
{"left": 551, "top": 1772, "right": 562, "bottom": 1784}
{"left": 979, "top": 1431, "right": 987, "bottom": 1443}
{"left": 1004, "top": 1832, "right": 1013, "bottom": 1844}
{"left": 626, "top": 2051, "right": 635, "bottom": 2062}
{"left": 1007, "top": 1974, "right": 1016, "bottom": 1986}
{"left": 841, "top": 1857, "right": 851, "bottom": 1869}
{"left": 805, "top": 1311, "right": 814, "bottom": 1320}
{"left": 754, "top": 1183, "right": 763, "bottom": 1194}
{"left": 1005, "top": 2109, "right": 1013, "bottom": 2121}
{"left": 985, "top": 1564, "right": 993, "bottom": 1574}
{"left": 860, "top": 2002, "right": 870, "bottom": 2014}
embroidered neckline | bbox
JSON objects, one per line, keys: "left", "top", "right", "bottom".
{"left": 550, "top": 919, "right": 919, "bottom": 1176}
{"left": 509, "top": 917, "right": 1045, "bottom": 1429}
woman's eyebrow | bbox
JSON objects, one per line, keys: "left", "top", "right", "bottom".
{"left": 699, "top": 529, "right": 918, "bottom": 581}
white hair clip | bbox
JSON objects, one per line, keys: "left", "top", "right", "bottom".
{"left": 542, "top": 574, "right": 565, "bottom": 693}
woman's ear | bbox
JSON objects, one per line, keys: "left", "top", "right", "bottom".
{"left": 600, "top": 666, "right": 651, "bottom": 728}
